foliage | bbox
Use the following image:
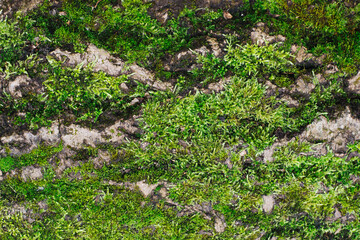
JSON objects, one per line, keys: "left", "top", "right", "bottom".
{"left": 0, "top": 0, "right": 360, "bottom": 239}
{"left": 257, "top": 0, "right": 360, "bottom": 72}
{"left": 225, "top": 40, "right": 298, "bottom": 87}
{"left": 0, "top": 16, "right": 27, "bottom": 65}
{"left": 41, "top": 57, "right": 131, "bottom": 123}
{"left": 0, "top": 144, "right": 62, "bottom": 173}
{"left": 190, "top": 52, "right": 228, "bottom": 85}
{"left": 24, "top": 0, "right": 222, "bottom": 66}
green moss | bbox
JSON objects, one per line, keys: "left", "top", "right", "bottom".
{"left": 1, "top": 0, "right": 360, "bottom": 238}
{"left": 0, "top": 143, "right": 62, "bottom": 173}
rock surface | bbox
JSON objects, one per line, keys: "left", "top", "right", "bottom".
{"left": 136, "top": 180, "right": 159, "bottom": 198}
{"left": 50, "top": 44, "right": 172, "bottom": 91}
{"left": 262, "top": 195, "right": 275, "bottom": 214}
{"left": 0, "top": 118, "right": 141, "bottom": 157}
{"left": 347, "top": 71, "right": 360, "bottom": 94}
{"left": 300, "top": 107, "right": 360, "bottom": 154}
{"left": 251, "top": 23, "right": 286, "bottom": 46}
{"left": 21, "top": 165, "right": 43, "bottom": 181}
{"left": 291, "top": 45, "right": 324, "bottom": 69}
{"left": 0, "top": 0, "right": 44, "bottom": 18}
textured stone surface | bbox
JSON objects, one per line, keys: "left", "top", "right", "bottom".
{"left": 262, "top": 195, "right": 275, "bottom": 214}
{"left": 50, "top": 44, "right": 171, "bottom": 91}
{"left": 21, "top": 166, "right": 43, "bottom": 181}
{"left": 290, "top": 45, "right": 324, "bottom": 69}
{"left": 214, "top": 214, "right": 227, "bottom": 233}
{"left": 0, "top": 118, "right": 140, "bottom": 157}
{"left": 251, "top": 24, "right": 286, "bottom": 46}
{"left": 347, "top": 71, "right": 360, "bottom": 94}
{"left": 0, "top": 122, "right": 60, "bottom": 156}
{"left": 300, "top": 107, "right": 360, "bottom": 153}
{"left": 0, "top": 0, "right": 44, "bottom": 18}
{"left": 290, "top": 77, "right": 315, "bottom": 96}
{"left": 136, "top": 180, "right": 159, "bottom": 197}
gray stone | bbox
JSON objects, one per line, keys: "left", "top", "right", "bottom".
{"left": 251, "top": 28, "right": 286, "bottom": 46}
{"left": 151, "top": 80, "right": 172, "bottom": 91}
{"left": 61, "top": 124, "right": 103, "bottom": 149}
{"left": 7, "top": 74, "right": 43, "bottom": 98}
{"left": 262, "top": 195, "right": 275, "bottom": 214}
{"left": 136, "top": 180, "right": 159, "bottom": 197}
{"left": 290, "top": 77, "right": 315, "bottom": 96}
{"left": 334, "top": 208, "right": 342, "bottom": 221}
{"left": 325, "top": 64, "right": 339, "bottom": 75}
{"left": 0, "top": 0, "right": 44, "bottom": 18}
{"left": 120, "top": 82, "right": 130, "bottom": 93}
{"left": 300, "top": 107, "right": 360, "bottom": 153}
{"left": 38, "top": 200, "right": 48, "bottom": 210}
{"left": 290, "top": 45, "right": 324, "bottom": 68}
{"left": 21, "top": 166, "right": 43, "bottom": 182}
{"left": 159, "top": 187, "right": 168, "bottom": 198}
{"left": 315, "top": 73, "right": 327, "bottom": 84}
{"left": 164, "top": 46, "right": 209, "bottom": 72}
{"left": 129, "top": 98, "right": 141, "bottom": 106}
{"left": 206, "top": 37, "right": 222, "bottom": 57}
{"left": 224, "top": 158, "right": 233, "bottom": 169}
{"left": 8, "top": 75, "right": 31, "bottom": 98}
{"left": 347, "top": 71, "right": 360, "bottom": 94}
{"left": 50, "top": 44, "right": 169, "bottom": 91}
{"left": 92, "top": 150, "right": 111, "bottom": 169}
{"left": 198, "top": 230, "right": 213, "bottom": 236}
{"left": 214, "top": 214, "right": 227, "bottom": 233}
{"left": 282, "top": 95, "right": 299, "bottom": 108}
{"left": 263, "top": 147, "right": 275, "bottom": 163}
{"left": 0, "top": 122, "right": 60, "bottom": 157}
{"left": 206, "top": 77, "right": 231, "bottom": 93}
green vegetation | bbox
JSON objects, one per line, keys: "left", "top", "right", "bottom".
{"left": 0, "top": 0, "right": 360, "bottom": 239}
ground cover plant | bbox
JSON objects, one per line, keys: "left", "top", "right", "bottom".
{"left": 1, "top": 0, "right": 360, "bottom": 239}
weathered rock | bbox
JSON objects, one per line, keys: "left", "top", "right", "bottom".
{"left": 164, "top": 46, "right": 209, "bottom": 72}
{"left": 324, "top": 63, "right": 339, "bottom": 75}
{"left": 8, "top": 75, "right": 30, "bottom": 98}
{"left": 7, "top": 75, "right": 43, "bottom": 98}
{"left": 262, "top": 195, "right": 275, "bottom": 214}
{"left": 0, "top": 0, "right": 44, "bottom": 18}
{"left": 158, "top": 187, "right": 168, "bottom": 198}
{"left": 290, "top": 76, "right": 315, "bottom": 96}
{"left": 147, "top": 0, "right": 243, "bottom": 22}
{"left": 251, "top": 24, "right": 286, "bottom": 46}
{"left": 263, "top": 146, "right": 276, "bottom": 163}
{"left": 50, "top": 44, "right": 171, "bottom": 91}
{"left": 300, "top": 107, "right": 360, "bottom": 153}
{"left": 0, "top": 169, "right": 3, "bottom": 181}
{"left": 136, "top": 180, "right": 159, "bottom": 197}
{"left": 120, "top": 82, "right": 130, "bottom": 93}
{"left": 50, "top": 44, "right": 126, "bottom": 76}
{"left": 282, "top": 95, "right": 299, "bottom": 108}
{"left": 214, "top": 214, "right": 227, "bottom": 233}
{"left": 21, "top": 165, "right": 43, "bottom": 181}
{"left": 207, "top": 79, "right": 226, "bottom": 93}
{"left": 315, "top": 73, "right": 327, "bottom": 84}
{"left": 38, "top": 200, "right": 48, "bottom": 210}
{"left": 0, "top": 122, "right": 60, "bottom": 156}
{"left": 347, "top": 71, "right": 360, "bottom": 94}
{"left": 0, "top": 117, "right": 142, "bottom": 158}
{"left": 291, "top": 45, "right": 324, "bottom": 69}
{"left": 206, "top": 37, "right": 222, "bottom": 57}
{"left": 60, "top": 124, "right": 103, "bottom": 149}
{"left": 52, "top": 154, "right": 79, "bottom": 175}
{"left": 198, "top": 230, "right": 213, "bottom": 236}
{"left": 91, "top": 150, "right": 111, "bottom": 169}
{"left": 224, "top": 157, "right": 233, "bottom": 169}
